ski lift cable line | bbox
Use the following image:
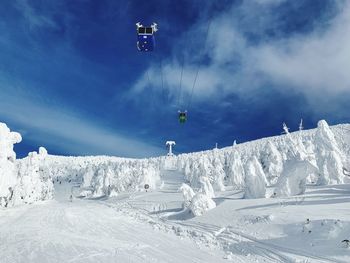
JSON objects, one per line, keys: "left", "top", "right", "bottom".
{"left": 177, "top": 56, "right": 185, "bottom": 109}
{"left": 186, "top": 16, "right": 213, "bottom": 110}
{"left": 159, "top": 57, "right": 166, "bottom": 105}
{"left": 146, "top": 68, "right": 155, "bottom": 107}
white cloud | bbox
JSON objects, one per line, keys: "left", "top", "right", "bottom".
{"left": 252, "top": 2, "right": 350, "bottom": 94}
{"left": 131, "top": 1, "right": 350, "bottom": 105}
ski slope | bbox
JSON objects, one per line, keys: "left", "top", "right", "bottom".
{"left": 0, "top": 176, "right": 226, "bottom": 263}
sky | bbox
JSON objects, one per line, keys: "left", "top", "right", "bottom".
{"left": 0, "top": 0, "right": 350, "bottom": 158}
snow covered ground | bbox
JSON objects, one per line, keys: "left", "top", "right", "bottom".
{"left": 1, "top": 120, "right": 350, "bottom": 262}
{"left": 0, "top": 178, "right": 226, "bottom": 263}
{"left": 1, "top": 169, "right": 349, "bottom": 262}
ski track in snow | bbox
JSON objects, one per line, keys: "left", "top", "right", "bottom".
{"left": 100, "top": 170, "right": 348, "bottom": 263}
{"left": 1, "top": 167, "right": 350, "bottom": 262}
{"left": 0, "top": 176, "right": 227, "bottom": 263}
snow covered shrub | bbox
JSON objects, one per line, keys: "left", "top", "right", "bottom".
{"left": 261, "top": 141, "right": 283, "bottom": 185}
{"left": 0, "top": 123, "right": 22, "bottom": 207}
{"left": 189, "top": 193, "right": 216, "bottom": 216}
{"left": 315, "top": 120, "right": 345, "bottom": 185}
{"left": 244, "top": 156, "right": 267, "bottom": 199}
{"left": 179, "top": 177, "right": 216, "bottom": 216}
{"left": 226, "top": 151, "right": 245, "bottom": 189}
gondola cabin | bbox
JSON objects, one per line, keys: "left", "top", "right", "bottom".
{"left": 178, "top": 111, "right": 187, "bottom": 124}
{"left": 137, "top": 27, "right": 155, "bottom": 52}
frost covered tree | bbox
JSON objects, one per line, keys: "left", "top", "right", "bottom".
{"left": 79, "top": 159, "right": 161, "bottom": 198}
{"left": 260, "top": 141, "right": 283, "bottom": 185}
{"left": 314, "top": 120, "right": 344, "bottom": 185}
{"left": 15, "top": 148, "right": 54, "bottom": 204}
{"left": 211, "top": 157, "right": 225, "bottom": 191}
{"left": 184, "top": 177, "right": 216, "bottom": 216}
{"left": 274, "top": 157, "right": 318, "bottom": 197}
{"left": 199, "top": 176, "right": 215, "bottom": 198}
{"left": 178, "top": 176, "right": 217, "bottom": 217}
{"left": 179, "top": 183, "right": 195, "bottom": 208}
{"left": 81, "top": 165, "right": 95, "bottom": 189}
{"left": 184, "top": 155, "right": 213, "bottom": 188}
{"left": 91, "top": 167, "right": 106, "bottom": 197}
{"left": 244, "top": 156, "right": 267, "bottom": 199}
{"left": 274, "top": 123, "right": 318, "bottom": 197}
{"left": 140, "top": 162, "right": 160, "bottom": 191}
{"left": 0, "top": 123, "right": 22, "bottom": 207}
{"left": 226, "top": 151, "right": 245, "bottom": 189}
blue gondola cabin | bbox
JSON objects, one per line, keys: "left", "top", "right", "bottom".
{"left": 136, "top": 23, "right": 157, "bottom": 52}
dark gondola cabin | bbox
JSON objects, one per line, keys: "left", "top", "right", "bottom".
{"left": 179, "top": 111, "right": 187, "bottom": 124}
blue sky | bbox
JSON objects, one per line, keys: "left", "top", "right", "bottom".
{"left": 0, "top": 0, "right": 349, "bottom": 158}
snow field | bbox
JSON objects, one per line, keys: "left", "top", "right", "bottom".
{"left": 1, "top": 120, "right": 350, "bottom": 262}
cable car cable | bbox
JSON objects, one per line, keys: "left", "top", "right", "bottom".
{"left": 186, "top": 17, "right": 213, "bottom": 110}
{"left": 177, "top": 56, "right": 185, "bottom": 110}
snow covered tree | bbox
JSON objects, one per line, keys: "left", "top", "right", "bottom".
{"left": 0, "top": 123, "right": 22, "bottom": 207}
{"left": 260, "top": 141, "right": 283, "bottom": 185}
{"left": 274, "top": 123, "right": 318, "bottom": 197}
{"left": 199, "top": 176, "right": 215, "bottom": 198}
{"left": 226, "top": 151, "right": 245, "bottom": 189}
{"left": 180, "top": 183, "right": 195, "bottom": 208}
{"left": 211, "top": 157, "right": 226, "bottom": 191}
{"left": 244, "top": 156, "right": 267, "bottom": 199}
{"left": 314, "top": 120, "right": 344, "bottom": 185}
{"left": 15, "top": 148, "right": 54, "bottom": 204}
{"left": 274, "top": 158, "right": 318, "bottom": 197}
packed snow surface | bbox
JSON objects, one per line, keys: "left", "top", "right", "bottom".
{"left": 1, "top": 120, "right": 350, "bottom": 262}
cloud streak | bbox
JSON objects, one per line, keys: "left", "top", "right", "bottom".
{"left": 14, "top": 0, "right": 58, "bottom": 30}
{"left": 0, "top": 81, "right": 163, "bottom": 158}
